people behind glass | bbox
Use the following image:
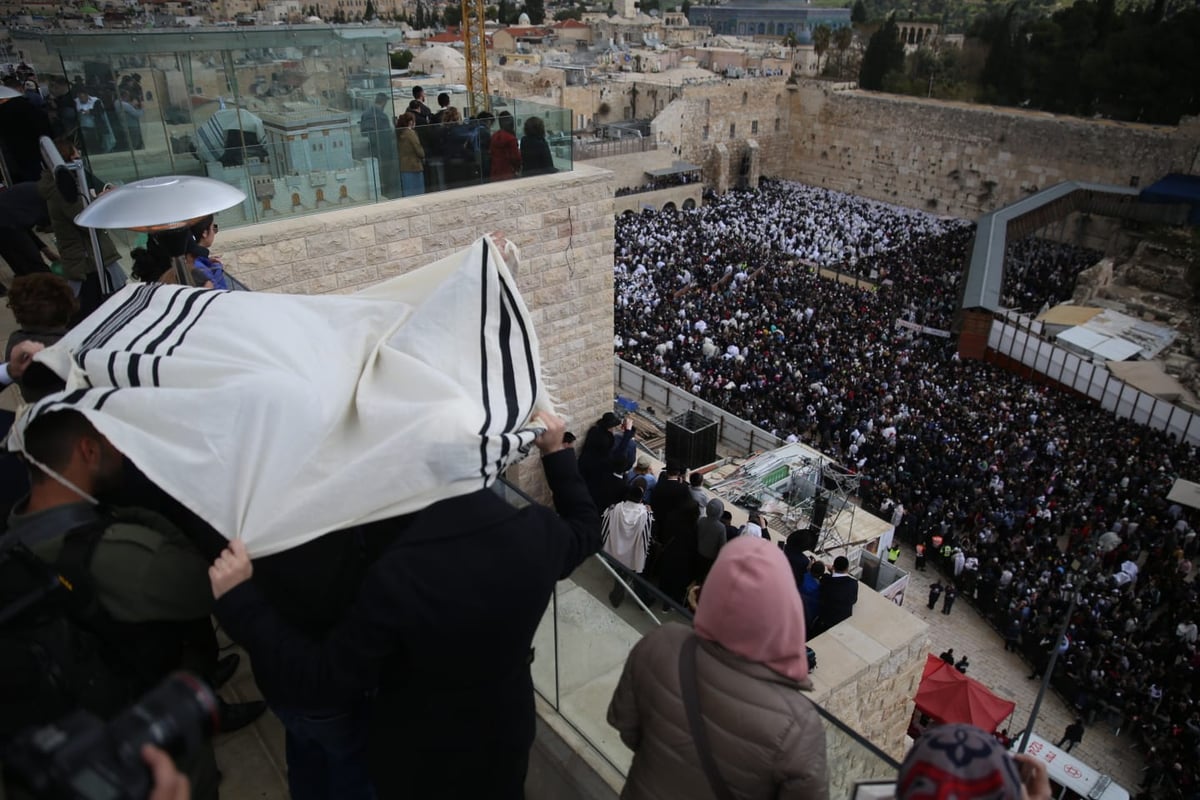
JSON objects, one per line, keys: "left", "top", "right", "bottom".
{"left": 490, "top": 111, "right": 522, "bottom": 181}
{"left": 395, "top": 112, "right": 426, "bottom": 197}
{"left": 520, "top": 116, "right": 557, "bottom": 177}
{"left": 117, "top": 89, "right": 145, "bottom": 151}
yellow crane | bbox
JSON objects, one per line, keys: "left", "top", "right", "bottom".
{"left": 461, "top": 0, "right": 490, "bottom": 116}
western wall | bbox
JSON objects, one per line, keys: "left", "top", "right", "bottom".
{"left": 782, "top": 82, "right": 1200, "bottom": 217}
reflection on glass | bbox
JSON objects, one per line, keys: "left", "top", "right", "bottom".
{"left": 23, "top": 28, "right": 575, "bottom": 231}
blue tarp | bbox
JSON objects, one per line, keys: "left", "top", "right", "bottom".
{"left": 1140, "top": 174, "right": 1200, "bottom": 225}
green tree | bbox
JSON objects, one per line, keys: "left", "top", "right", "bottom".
{"left": 443, "top": 4, "right": 461, "bottom": 25}
{"left": 553, "top": 3, "right": 582, "bottom": 19}
{"left": 363, "top": 0, "right": 376, "bottom": 19}
{"left": 390, "top": 49, "right": 415, "bottom": 69}
{"left": 812, "top": 23, "right": 832, "bottom": 72}
{"left": 833, "top": 24, "right": 853, "bottom": 76}
{"left": 680, "top": 0, "right": 690, "bottom": 14}
{"left": 524, "top": 0, "right": 545, "bottom": 23}
{"left": 850, "top": 0, "right": 867, "bottom": 24}
{"left": 498, "top": 0, "right": 516, "bottom": 22}
{"left": 859, "top": 15, "right": 904, "bottom": 89}
{"left": 414, "top": 0, "right": 426, "bottom": 27}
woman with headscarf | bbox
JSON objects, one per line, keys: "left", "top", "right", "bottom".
{"left": 607, "top": 536, "right": 829, "bottom": 800}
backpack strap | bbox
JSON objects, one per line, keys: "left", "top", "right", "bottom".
{"left": 678, "top": 635, "right": 738, "bottom": 800}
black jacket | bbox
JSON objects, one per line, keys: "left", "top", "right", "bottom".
{"left": 214, "top": 449, "right": 599, "bottom": 794}
{"left": 817, "top": 572, "right": 859, "bottom": 629}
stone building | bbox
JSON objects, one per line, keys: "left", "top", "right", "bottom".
{"left": 688, "top": 0, "right": 851, "bottom": 43}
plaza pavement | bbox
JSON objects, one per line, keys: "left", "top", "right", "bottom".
{"left": 892, "top": 542, "right": 1144, "bottom": 793}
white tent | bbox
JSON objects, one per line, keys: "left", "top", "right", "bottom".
{"left": 7, "top": 237, "right": 548, "bottom": 556}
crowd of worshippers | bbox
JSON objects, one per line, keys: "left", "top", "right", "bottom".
{"left": 614, "top": 179, "right": 1199, "bottom": 794}
{"left": 615, "top": 171, "right": 700, "bottom": 197}
{"left": 579, "top": 411, "right": 859, "bottom": 637}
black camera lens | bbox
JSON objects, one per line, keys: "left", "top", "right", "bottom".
{"left": 107, "top": 672, "right": 220, "bottom": 763}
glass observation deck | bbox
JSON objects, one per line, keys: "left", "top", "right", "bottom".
{"left": 489, "top": 479, "right": 901, "bottom": 799}
{"left": 17, "top": 27, "right": 573, "bottom": 228}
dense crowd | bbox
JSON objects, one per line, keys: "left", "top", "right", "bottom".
{"left": 614, "top": 179, "right": 1199, "bottom": 798}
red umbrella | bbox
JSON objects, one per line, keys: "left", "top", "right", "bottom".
{"left": 914, "top": 654, "right": 1016, "bottom": 733}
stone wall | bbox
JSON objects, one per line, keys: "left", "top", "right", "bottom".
{"left": 786, "top": 82, "right": 1200, "bottom": 218}
{"left": 214, "top": 165, "right": 617, "bottom": 502}
{"left": 651, "top": 76, "right": 795, "bottom": 192}
{"left": 808, "top": 586, "right": 930, "bottom": 773}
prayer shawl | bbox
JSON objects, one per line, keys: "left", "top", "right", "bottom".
{"left": 601, "top": 500, "right": 653, "bottom": 573}
{"left": 7, "top": 236, "right": 547, "bottom": 556}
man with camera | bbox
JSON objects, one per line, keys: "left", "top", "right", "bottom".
{"left": 1, "top": 410, "right": 259, "bottom": 799}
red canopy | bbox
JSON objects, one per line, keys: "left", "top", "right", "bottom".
{"left": 914, "top": 654, "right": 1016, "bottom": 733}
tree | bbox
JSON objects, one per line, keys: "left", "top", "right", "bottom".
{"left": 680, "top": 0, "right": 690, "bottom": 14}
{"left": 498, "top": 0, "right": 516, "bottom": 22}
{"left": 414, "top": 0, "right": 426, "bottom": 28}
{"left": 363, "top": 0, "right": 375, "bottom": 19}
{"left": 850, "top": 0, "right": 867, "bottom": 24}
{"left": 524, "top": 0, "right": 545, "bottom": 23}
{"left": 859, "top": 15, "right": 904, "bottom": 89}
{"left": 833, "top": 24, "right": 853, "bottom": 76}
{"left": 390, "top": 49, "right": 415, "bottom": 69}
{"left": 553, "top": 4, "right": 582, "bottom": 19}
{"left": 443, "top": 4, "right": 461, "bottom": 25}
{"left": 812, "top": 23, "right": 832, "bottom": 72}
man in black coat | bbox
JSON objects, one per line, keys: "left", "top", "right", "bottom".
{"left": 210, "top": 412, "right": 600, "bottom": 799}
{"left": 816, "top": 555, "right": 859, "bottom": 634}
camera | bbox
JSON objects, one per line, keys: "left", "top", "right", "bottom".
{"left": 3, "top": 672, "right": 219, "bottom": 800}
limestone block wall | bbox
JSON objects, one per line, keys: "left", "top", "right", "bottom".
{"left": 786, "top": 82, "right": 1200, "bottom": 218}
{"left": 650, "top": 76, "right": 795, "bottom": 191}
{"left": 808, "top": 587, "right": 929, "bottom": 780}
{"left": 214, "top": 165, "right": 616, "bottom": 503}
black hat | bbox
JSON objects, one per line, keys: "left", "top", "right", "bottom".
{"left": 599, "top": 412, "right": 621, "bottom": 429}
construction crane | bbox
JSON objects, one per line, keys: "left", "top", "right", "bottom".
{"left": 461, "top": 0, "right": 490, "bottom": 117}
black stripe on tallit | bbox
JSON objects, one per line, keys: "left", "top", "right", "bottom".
{"left": 106, "top": 351, "right": 119, "bottom": 388}
{"left": 79, "top": 283, "right": 159, "bottom": 352}
{"left": 165, "top": 290, "right": 222, "bottom": 356}
{"left": 91, "top": 388, "right": 119, "bottom": 412}
{"left": 476, "top": 244, "right": 493, "bottom": 482}
{"left": 144, "top": 288, "right": 208, "bottom": 354}
{"left": 498, "top": 274, "right": 538, "bottom": 421}
{"left": 127, "top": 286, "right": 184, "bottom": 352}
{"left": 126, "top": 353, "right": 143, "bottom": 388}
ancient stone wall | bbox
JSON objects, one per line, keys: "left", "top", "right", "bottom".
{"left": 651, "top": 76, "right": 795, "bottom": 192}
{"left": 786, "top": 82, "right": 1200, "bottom": 218}
{"left": 214, "top": 166, "right": 616, "bottom": 502}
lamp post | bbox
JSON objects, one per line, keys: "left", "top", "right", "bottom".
{"left": 74, "top": 174, "right": 246, "bottom": 287}
{"left": 1017, "top": 589, "right": 1079, "bottom": 754}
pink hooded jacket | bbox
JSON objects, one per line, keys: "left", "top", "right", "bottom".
{"left": 695, "top": 536, "right": 810, "bottom": 683}
{"left": 608, "top": 536, "right": 828, "bottom": 800}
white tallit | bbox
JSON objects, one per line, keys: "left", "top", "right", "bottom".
{"left": 6, "top": 236, "right": 548, "bottom": 556}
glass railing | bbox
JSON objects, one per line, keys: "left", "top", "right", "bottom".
{"left": 494, "top": 478, "right": 901, "bottom": 797}
{"left": 21, "top": 28, "right": 572, "bottom": 230}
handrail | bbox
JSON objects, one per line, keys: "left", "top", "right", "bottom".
{"left": 494, "top": 475, "right": 904, "bottom": 778}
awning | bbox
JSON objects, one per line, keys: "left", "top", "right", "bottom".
{"left": 646, "top": 161, "right": 702, "bottom": 178}
{"left": 1106, "top": 360, "right": 1197, "bottom": 404}
{"left": 914, "top": 655, "right": 1016, "bottom": 733}
{"left": 1167, "top": 479, "right": 1200, "bottom": 510}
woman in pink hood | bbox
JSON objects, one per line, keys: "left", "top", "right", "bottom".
{"left": 607, "top": 536, "right": 829, "bottom": 800}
